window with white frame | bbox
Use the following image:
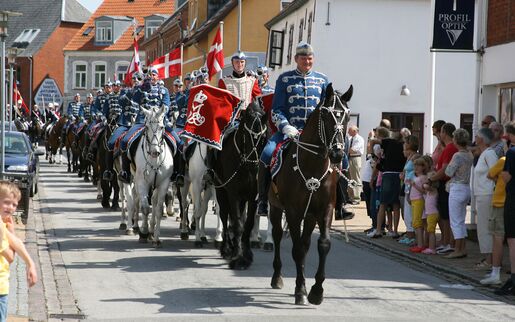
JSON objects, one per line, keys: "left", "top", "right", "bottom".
{"left": 73, "top": 62, "right": 87, "bottom": 89}
{"left": 96, "top": 21, "right": 113, "bottom": 42}
{"left": 93, "top": 62, "right": 107, "bottom": 88}
{"left": 286, "top": 25, "right": 295, "bottom": 65}
{"left": 307, "top": 13, "right": 313, "bottom": 44}
{"left": 116, "top": 62, "right": 129, "bottom": 83}
{"left": 145, "top": 20, "right": 162, "bottom": 39}
{"left": 268, "top": 30, "right": 284, "bottom": 68}
{"left": 298, "top": 19, "right": 304, "bottom": 43}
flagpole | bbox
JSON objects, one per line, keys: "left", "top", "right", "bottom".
{"left": 237, "top": 0, "right": 241, "bottom": 51}
{"left": 180, "top": 43, "right": 184, "bottom": 80}
{"left": 219, "top": 21, "right": 224, "bottom": 81}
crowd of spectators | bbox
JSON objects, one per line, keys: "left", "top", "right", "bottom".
{"left": 358, "top": 116, "right": 515, "bottom": 296}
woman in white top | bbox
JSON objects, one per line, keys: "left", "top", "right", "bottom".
{"left": 473, "top": 127, "right": 500, "bottom": 267}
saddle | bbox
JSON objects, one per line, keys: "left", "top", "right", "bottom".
{"left": 270, "top": 138, "right": 293, "bottom": 180}
{"left": 127, "top": 128, "right": 177, "bottom": 162}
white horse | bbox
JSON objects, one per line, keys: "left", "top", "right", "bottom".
{"left": 114, "top": 156, "right": 139, "bottom": 235}
{"left": 179, "top": 142, "right": 223, "bottom": 247}
{"left": 133, "top": 105, "right": 174, "bottom": 247}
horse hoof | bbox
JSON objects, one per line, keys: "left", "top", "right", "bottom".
{"left": 200, "top": 236, "right": 208, "bottom": 243}
{"left": 263, "top": 242, "right": 274, "bottom": 252}
{"left": 180, "top": 232, "right": 189, "bottom": 240}
{"left": 308, "top": 285, "right": 324, "bottom": 305}
{"left": 138, "top": 232, "right": 149, "bottom": 243}
{"left": 67, "top": 168, "right": 71, "bottom": 173}
{"left": 132, "top": 227, "right": 140, "bottom": 234}
{"left": 96, "top": 194, "right": 103, "bottom": 200}
{"left": 190, "top": 223, "right": 196, "bottom": 231}
{"left": 229, "top": 257, "right": 251, "bottom": 270}
{"left": 119, "top": 223, "right": 127, "bottom": 231}
{"left": 126, "top": 229, "right": 134, "bottom": 236}
{"left": 194, "top": 241, "right": 203, "bottom": 248}
{"left": 250, "top": 241, "right": 262, "bottom": 249}
{"left": 295, "top": 294, "right": 308, "bottom": 306}
{"left": 271, "top": 276, "right": 283, "bottom": 289}
{"left": 153, "top": 240, "right": 162, "bottom": 248}
{"left": 111, "top": 204, "right": 121, "bottom": 211}
{"left": 84, "top": 176, "right": 90, "bottom": 182}
{"left": 101, "top": 200, "right": 110, "bottom": 209}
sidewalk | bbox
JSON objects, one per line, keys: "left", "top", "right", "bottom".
{"left": 331, "top": 201, "right": 511, "bottom": 289}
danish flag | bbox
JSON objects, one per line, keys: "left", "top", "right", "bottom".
{"left": 151, "top": 48, "right": 181, "bottom": 79}
{"left": 124, "top": 36, "right": 142, "bottom": 86}
{"left": 13, "top": 81, "right": 29, "bottom": 116}
{"left": 206, "top": 27, "right": 224, "bottom": 80}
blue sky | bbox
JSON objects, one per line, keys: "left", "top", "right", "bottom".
{"left": 78, "top": 0, "right": 103, "bottom": 13}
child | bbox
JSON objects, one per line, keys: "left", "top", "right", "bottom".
{"left": 408, "top": 157, "right": 429, "bottom": 253}
{"left": 422, "top": 167, "right": 440, "bottom": 255}
{"left": 0, "top": 181, "right": 38, "bottom": 322}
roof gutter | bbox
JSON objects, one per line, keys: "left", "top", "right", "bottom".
{"left": 62, "top": 0, "right": 66, "bottom": 21}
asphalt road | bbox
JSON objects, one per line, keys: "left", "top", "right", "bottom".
{"left": 33, "top": 159, "right": 515, "bottom": 321}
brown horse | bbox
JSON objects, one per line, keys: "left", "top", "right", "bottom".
{"left": 97, "top": 120, "right": 120, "bottom": 210}
{"left": 65, "top": 122, "right": 81, "bottom": 173}
{"left": 269, "top": 83, "right": 352, "bottom": 305}
{"left": 46, "top": 117, "right": 67, "bottom": 164}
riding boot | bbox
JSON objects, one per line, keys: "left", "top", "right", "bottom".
{"left": 60, "top": 129, "right": 67, "bottom": 148}
{"left": 335, "top": 175, "right": 355, "bottom": 221}
{"left": 257, "top": 163, "right": 271, "bottom": 216}
{"left": 202, "top": 147, "right": 216, "bottom": 185}
{"left": 171, "top": 152, "right": 185, "bottom": 186}
{"left": 119, "top": 153, "right": 131, "bottom": 184}
{"left": 102, "top": 151, "right": 115, "bottom": 181}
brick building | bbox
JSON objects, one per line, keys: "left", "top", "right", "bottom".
{"left": 63, "top": 0, "right": 174, "bottom": 104}
{"left": 481, "top": 0, "right": 515, "bottom": 124}
{"left": 1, "top": 0, "right": 90, "bottom": 112}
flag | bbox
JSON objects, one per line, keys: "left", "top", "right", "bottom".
{"left": 124, "top": 36, "right": 142, "bottom": 86}
{"left": 151, "top": 48, "right": 181, "bottom": 79}
{"left": 206, "top": 27, "right": 224, "bottom": 80}
{"left": 182, "top": 84, "right": 241, "bottom": 150}
{"left": 13, "top": 82, "right": 29, "bottom": 116}
{"left": 257, "top": 93, "right": 277, "bottom": 134}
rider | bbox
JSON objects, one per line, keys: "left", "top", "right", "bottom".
{"left": 62, "top": 93, "right": 84, "bottom": 147}
{"left": 256, "top": 66, "right": 274, "bottom": 94}
{"left": 117, "top": 67, "right": 171, "bottom": 184}
{"left": 86, "top": 83, "right": 113, "bottom": 162}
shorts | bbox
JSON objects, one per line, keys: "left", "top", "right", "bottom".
{"left": 489, "top": 207, "right": 505, "bottom": 237}
{"left": 437, "top": 183, "right": 450, "bottom": 220}
{"left": 426, "top": 213, "right": 439, "bottom": 233}
{"left": 411, "top": 199, "right": 424, "bottom": 229}
{"left": 0, "top": 294, "right": 7, "bottom": 322}
{"left": 380, "top": 172, "right": 401, "bottom": 206}
{"left": 504, "top": 194, "right": 515, "bottom": 238}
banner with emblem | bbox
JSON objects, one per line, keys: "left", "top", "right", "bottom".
{"left": 257, "top": 93, "right": 277, "bottom": 134}
{"left": 181, "top": 84, "right": 242, "bottom": 150}
{"left": 432, "top": 0, "right": 475, "bottom": 51}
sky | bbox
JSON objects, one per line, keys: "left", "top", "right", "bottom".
{"left": 78, "top": 0, "right": 103, "bottom": 13}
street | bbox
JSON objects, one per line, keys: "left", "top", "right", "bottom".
{"left": 22, "top": 157, "right": 515, "bottom": 321}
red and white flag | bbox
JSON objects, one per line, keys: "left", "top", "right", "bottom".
{"left": 151, "top": 48, "right": 181, "bottom": 79}
{"left": 182, "top": 84, "right": 241, "bottom": 150}
{"left": 124, "top": 36, "right": 142, "bottom": 86}
{"left": 13, "top": 81, "right": 29, "bottom": 117}
{"left": 206, "top": 27, "right": 224, "bottom": 80}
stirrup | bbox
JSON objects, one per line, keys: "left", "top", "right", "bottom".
{"left": 119, "top": 171, "right": 131, "bottom": 184}
{"left": 86, "top": 153, "right": 95, "bottom": 162}
{"left": 257, "top": 200, "right": 269, "bottom": 217}
{"left": 102, "top": 170, "right": 114, "bottom": 181}
{"left": 334, "top": 208, "right": 355, "bottom": 221}
{"left": 202, "top": 169, "right": 214, "bottom": 185}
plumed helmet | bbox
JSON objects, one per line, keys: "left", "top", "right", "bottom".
{"left": 295, "top": 42, "right": 314, "bottom": 56}
{"left": 149, "top": 66, "right": 159, "bottom": 75}
{"left": 173, "top": 78, "right": 183, "bottom": 86}
{"left": 114, "top": 80, "right": 121, "bottom": 86}
{"left": 75, "top": 93, "right": 80, "bottom": 97}
{"left": 48, "top": 103, "right": 54, "bottom": 108}
{"left": 158, "top": 80, "right": 165, "bottom": 86}
{"left": 87, "top": 93, "right": 93, "bottom": 98}
{"left": 184, "top": 73, "right": 192, "bottom": 81}
{"left": 256, "top": 65, "right": 268, "bottom": 76}
{"left": 246, "top": 70, "right": 257, "bottom": 77}
{"left": 199, "top": 66, "right": 208, "bottom": 74}
{"left": 231, "top": 51, "right": 246, "bottom": 61}
{"left": 104, "top": 81, "right": 113, "bottom": 87}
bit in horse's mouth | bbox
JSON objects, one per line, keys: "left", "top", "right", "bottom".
{"left": 150, "top": 151, "right": 160, "bottom": 158}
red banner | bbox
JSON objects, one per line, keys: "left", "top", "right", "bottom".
{"left": 182, "top": 84, "right": 241, "bottom": 150}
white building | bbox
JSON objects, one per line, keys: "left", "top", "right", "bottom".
{"left": 265, "top": 0, "right": 479, "bottom": 154}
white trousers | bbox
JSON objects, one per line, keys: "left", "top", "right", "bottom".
{"left": 475, "top": 194, "right": 493, "bottom": 253}
{"left": 449, "top": 183, "right": 470, "bottom": 240}
{"left": 403, "top": 196, "right": 414, "bottom": 232}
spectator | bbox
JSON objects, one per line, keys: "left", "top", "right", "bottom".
{"left": 429, "top": 123, "right": 458, "bottom": 254}
{"left": 432, "top": 120, "right": 446, "bottom": 167}
{"left": 361, "top": 139, "right": 375, "bottom": 232}
{"left": 400, "top": 128, "right": 411, "bottom": 141}
{"left": 347, "top": 125, "right": 365, "bottom": 204}
{"left": 422, "top": 158, "right": 440, "bottom": 255}
{"left": 368, "top": 126, "right": 406, "bottom": 238}
{"left": 367, "top": 127, "right": 389, "bottom": 235}
{"left": 472, "top": 128, "right": 499, "bottom": 269}
{"left": 481, "top": 146, "right": 507, "bottom": 285}
{"left": 380, "top": 119, "right": 391, "bottom": 130}
{"left": 444, "top": 128, "right": 473, "bottom": 259}
{"left": 489, "top": 122, "right": 506, "bottom": 158}
{"left": 398, "top": 135, "right": 420, "bottom": 245}
{"left": 495, "top": 121, "right": 515, "bottom": 295}
{"left": 408, "top": 156, "right": 429, "bottom": 253}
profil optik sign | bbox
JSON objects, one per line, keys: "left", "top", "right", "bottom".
{"left": 432, "top": 0, "right": 475, "bottom": 51}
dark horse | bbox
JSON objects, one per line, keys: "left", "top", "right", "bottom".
{"left": 65, "top": 122, "right": 81, "bottom": 173}
{"left": 28, "top": 114, "right": 44, "bottom": 147}
{"left": 214, "top": 100, "right": 268, "bottom": 269}
{"left": 97, "top": 120, "right": 120, "bottom": 210}
{"left": 46, "top": 117, "right": 67, "bottom": 164}
{"left": 269, "top": 83, "right": 352, "bottom": 305}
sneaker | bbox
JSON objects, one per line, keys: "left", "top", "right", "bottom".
{"left": 409, "top": 246, "right": 425, "bottom": 253}
{"left": 364, "top": 227, "right": 375, "bottom": 234}
{"left": 494, "top": 280, "right": 515, "bottom": 296}
{"left": 474, "top": 259, "right": 492, "bottom": 271}
{"left": 366, "top": 229, "right": 378, "bottom": 238}
{"left": 422, "top": 248, "right": 436, "bottom": 255}
{"left": 398, "top": 236, "right": 410, "bottom": 244}
{"left": 480, "top": 274, "right": 502, "bottom": 285}
{"left": 436, "top": 245, "right": 446, "bottom": 252}
{"left": 436, "top": 245, "right": 454, "bottom": 255}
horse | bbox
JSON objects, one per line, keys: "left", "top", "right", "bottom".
{"left": 28, "top": 114, "right": 44, "bottom": 147}
{"left": 269, "top": 83, "right": 352, "bottom": 305}
{"left": 46, "top": 117, "right": 67, "bottom": 164}
{"left": 114, "top": 155, "right": 139, "bottom": 235}
{"left": 77, "top": 123, "right": 93, "bottom": 182}
{"left": 64, "top": 121, "right": 81, "bottom": 173}
{"left": 178, "top": 142, "right": 223, "bottom": 247}
{"left": 97, "top": 119, "right": 120, "bottom": 210}
{"left": 132, "top": 105, "right": 174, "bottom": 247}
{"left": 213, "top": 99, "right": 268, "bottom": 269}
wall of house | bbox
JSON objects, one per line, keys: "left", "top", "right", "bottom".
{"left": 486, "top": 0, "right": 515, "bottom": 47}
{"left": 267, "top": 0, "right": 477, "bottom": 154}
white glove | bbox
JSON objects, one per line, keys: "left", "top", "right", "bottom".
{"left": 282, "top": 125, "right": 299, "bottom": 139}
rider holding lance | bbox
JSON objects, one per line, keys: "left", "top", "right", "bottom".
{"left": 62, "top": 93, "right": 84, "bottom": 147}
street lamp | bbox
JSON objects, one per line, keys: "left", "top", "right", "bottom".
{"left": 7, "top": 47, "right": 18, "bottom": 131}
{"left": 0, "top": 10, "right": 22, "bottom": 180}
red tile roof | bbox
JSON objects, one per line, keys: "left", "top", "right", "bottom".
{"left": 64, "top": 0, "right": 174, "bottom": 51}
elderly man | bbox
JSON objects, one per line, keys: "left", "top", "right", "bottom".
{"left": 347, "top": 125, "right": 364, "bottom": 204}
{"left": 489, "top": 122, "right": 505, "bottom": 158}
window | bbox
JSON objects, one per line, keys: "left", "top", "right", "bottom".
{"left": 93, "top": 62, "right": 107, "bottom": 88}
{"left": 286, "top": 25, "right": 294, "bottom": 65}
{"left": 73, "top": 62, "right": 87, "bottom": 89}
{"left": 381, "top": 112, "right": 425, "bottom": 152}
{"left": 116, "top": 62, "right": 129, "bottom": 83}
{"left": 82, "top": 27, "right": 93, "bottom": 36}
{"left": 268, "top": 30, "right": 284, "bottom": 68}
{"left": 460, "top": 113, "right": 474, "bottom": 138}
{"left": 307, "top": 13, "right": 313, "bottom": 44}
{"left": 12, "top": 29, "right": 40, "bottom": 48}
{"left": 96, "top": 21, "right": 112, "bottom": 42}
{"left": 145, "top": 20, "right": 162, "bottom": 38}
{"left": 298, "top": 19, "right": 304, "bottom": 43}
{"left": 16, "top": 66, "right": 21, "bottom": 84}
{"left": 208, "top": 0, "right": 230, "bottom": 19}
{"left": 499, "top": 87, "right": 515, "bottom": 125}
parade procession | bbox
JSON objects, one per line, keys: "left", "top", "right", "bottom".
{"left": 0, "top": 0, "right": 515, "bottom": 320}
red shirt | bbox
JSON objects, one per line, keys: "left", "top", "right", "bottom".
{"left": 436, "top": 142, "right": 458, "bottom": 182}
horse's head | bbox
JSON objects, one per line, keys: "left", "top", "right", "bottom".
{"left": 235, "top": 99, "right": 268, "bottom": 164}
{"left": 142, "top": 104, "right": 166, "bottom": 158}
{"left": 320, "top": 83, "right": 353, "bottom": 165}
{"left": 240, "top": 99, "right": 268, "bottom": 139}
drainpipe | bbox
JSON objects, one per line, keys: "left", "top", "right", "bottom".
{"left": 28, "top": 55, "right": 33, "bottom": 115}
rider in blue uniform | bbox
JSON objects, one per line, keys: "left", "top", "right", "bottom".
{"left": 117, "top": 67, "right": 171, "bottom": 183}
{"left": 62, "top": 93, "right": 84, "bottom": 147}
{"left": 256, "top": 66, "right": 275, "bottom": 94}
{"left": 86, "top": 82, "right": 113, "bottom": 162}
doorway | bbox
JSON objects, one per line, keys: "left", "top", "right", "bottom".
{"left": 382, "top": 112, "right": 425, "bottom": 152}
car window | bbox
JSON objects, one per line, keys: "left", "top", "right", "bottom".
{"left": 5, "top": 136, "right": 29, "bottom": 154}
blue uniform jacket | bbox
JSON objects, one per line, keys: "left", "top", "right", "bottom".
{"left": 175, "top": 89, "right": 189, "bottom": 129}
{"left": 93, "top": 93, "right": 108, "bottom": 117}
{"left": 66, "top": 102, "right": 84, "bottom": 118}
{"left": 131, "top": 81, "right": 171, "bottom": 124}
{"left": 271, "top": 69, "right": 328, "bottom": 132}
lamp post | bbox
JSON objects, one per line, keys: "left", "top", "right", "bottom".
{"left": 0, "top": 10, "right": 22, "bottom": 180}
{"left": 7, "top": 47, "right": 17, "bottom": 132}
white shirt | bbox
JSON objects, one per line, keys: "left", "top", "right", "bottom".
{"left": 361, "top": 158, "right": 373, "bottom": 182}
{"left": 473, "top": 148, "right": 498, "bottom": 196}
{"left": 349, "top": 133, "right": 365, "bottom": 156}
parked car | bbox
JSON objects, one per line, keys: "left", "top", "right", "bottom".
{"left": 2, "top": 131, "right": 42, "bottom": 216}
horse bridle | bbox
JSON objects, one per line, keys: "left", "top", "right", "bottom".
{"left": 234, "top": 111, "right": 267, "bottom": 164}
{"left": 141, "top": 118, "right": 167, "bottom": 182}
